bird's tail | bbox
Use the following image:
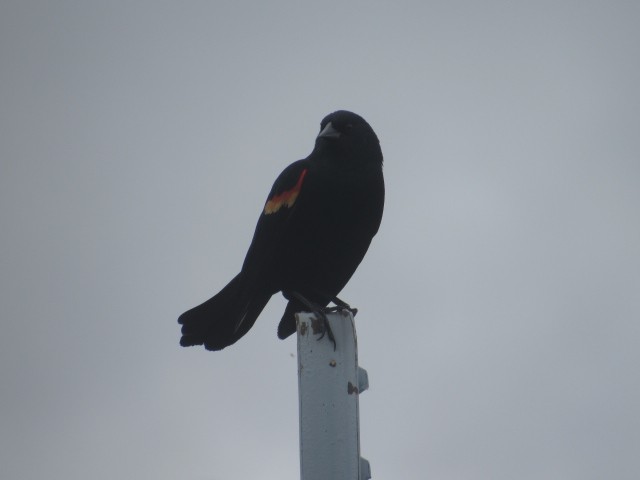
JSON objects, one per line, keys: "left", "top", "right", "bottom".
{"left": 277, "top": 300, "right": 303, "bottom": 340}
{"left": 179, "top": 273, "right": 271, "bottom": 351}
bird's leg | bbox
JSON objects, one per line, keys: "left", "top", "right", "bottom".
{"left": 287, "top": 291, "right": 336, "bottom": 350}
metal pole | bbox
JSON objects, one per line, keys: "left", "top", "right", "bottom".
{"left": 296, "top": 311, "right": 371, "bottom": 480}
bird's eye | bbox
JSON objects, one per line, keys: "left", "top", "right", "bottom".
{"left": 345, "top": 123, "right": 353, "bottom": 131}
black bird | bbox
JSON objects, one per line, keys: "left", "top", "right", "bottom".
{"left": 179, "top": 110, "right": 384, "bottom": 351}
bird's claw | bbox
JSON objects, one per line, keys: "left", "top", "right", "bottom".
{"left": 326, "top": 297, "right": 358, "bottom": 317}
{"left": 315, "top": 310, "right": 337, "bottom": 351}
{"left": 325, "top": 305, "right": 358, "bottom": 317}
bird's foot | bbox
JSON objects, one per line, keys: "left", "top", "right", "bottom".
{"left": 314, "top": 309, "right": 337, "bottom": 351}
{"left": 325, "top": 295, "right": 358, "bottom": 317}
{"left": 286, "top": 291, "right": 338, "bottom": 350}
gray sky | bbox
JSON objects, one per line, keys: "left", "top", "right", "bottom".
{"left": 2, "top": 1, "right": 639, "bottom": 479}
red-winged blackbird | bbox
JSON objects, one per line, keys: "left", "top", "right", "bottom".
{"left": 179, "top": 110, "right": 384, "bottom": 351}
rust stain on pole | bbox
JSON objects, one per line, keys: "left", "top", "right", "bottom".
{"left": 299, "top": 321, "right": 308, "bottom": 336}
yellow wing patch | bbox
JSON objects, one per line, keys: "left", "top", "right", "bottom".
{"left": 264, "top": 168, "right": 308, "bottom": 215}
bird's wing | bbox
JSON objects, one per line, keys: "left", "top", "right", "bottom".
{"left": 240, "top": 159, "right": 311, "bottom": 279}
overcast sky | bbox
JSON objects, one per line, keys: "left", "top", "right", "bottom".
{"left": 2, "top": 1, "right": 639, "bottom": 479}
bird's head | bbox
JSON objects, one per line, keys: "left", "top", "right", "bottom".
{"left": 314, "top": 110, "right": 382, "bottom": 167}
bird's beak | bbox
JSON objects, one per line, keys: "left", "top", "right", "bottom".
{"left": 317, "top": 122, "right": 341, "bottom": 139}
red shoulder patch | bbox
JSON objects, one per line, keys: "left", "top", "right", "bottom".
{"left": 264, "top": 169, "right": 308, "bottom": 215}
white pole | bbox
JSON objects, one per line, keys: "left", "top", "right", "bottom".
{"left": 296, "top": 311, "right": 371, "bottom": 480}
